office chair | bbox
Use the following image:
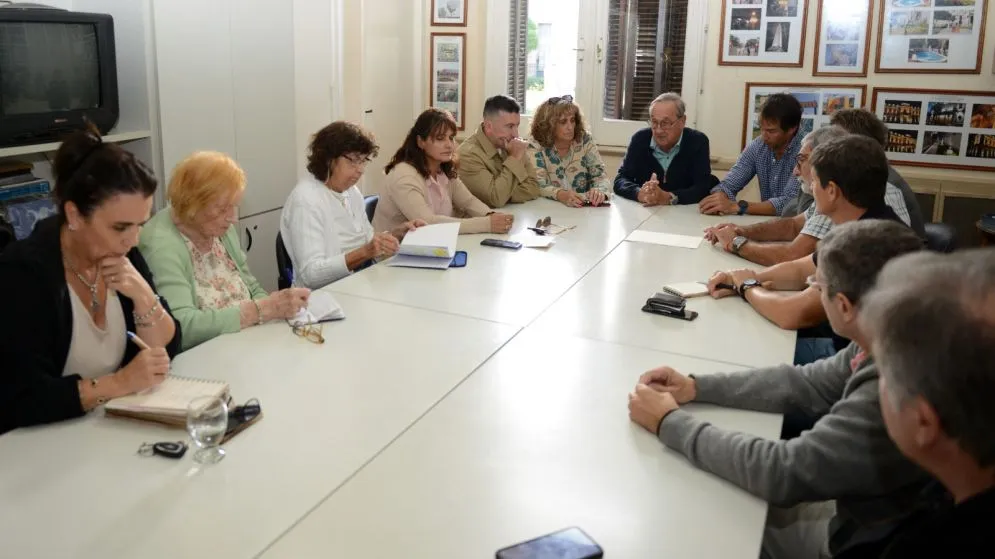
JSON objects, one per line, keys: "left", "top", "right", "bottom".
{"left": 924, "top": 223, "right": 957, "bottom": 253}
{"left": 276, "top": 232, "right": 293, "bottom": 289}
{"left": 364, "top": 194, "right": 379, "bottom": 223}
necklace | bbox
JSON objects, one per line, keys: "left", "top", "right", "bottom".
{"left": 64, "top": 257, "right": 101, "bottom": 315}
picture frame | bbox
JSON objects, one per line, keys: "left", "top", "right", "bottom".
{"left": 872, "top": 87, "right": 995, "bottom": 172}
{"left": 431, "top": 0, "right": 467, "bottom": 27}
{"left": 719, "top": 0, "right": 809, "bottom": 67}
{"left": 813, "top": 0, "right": 873, "bottom": 76}
{"left": 430, "top": 33, "right": 467, "bottom": 130}
{"left": 874, "top": 0, "right": 988, "bottom": 74}
{"left": 742, "top": 83, "right": 867, "bottom": 150}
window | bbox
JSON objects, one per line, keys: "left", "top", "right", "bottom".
{"left": 490, "top": 0, "right": 704, "bottom": 146}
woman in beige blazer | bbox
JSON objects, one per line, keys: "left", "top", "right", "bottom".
{"left": 374, "top": 108, "right": 514, "bottom": 235}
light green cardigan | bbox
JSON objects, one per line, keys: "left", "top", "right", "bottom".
{"left": 139, "top": 208, "right": 267, "bottom": 351}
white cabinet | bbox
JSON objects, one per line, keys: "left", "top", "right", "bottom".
{"left": 152, "top": 0, "right": 297, "bottom": 217}
{"left": 239, "top": 209, "right": 282, "bottom": 294}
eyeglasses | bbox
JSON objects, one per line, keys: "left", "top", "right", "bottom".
{"left": 292, "top": 322, "right": 325, "bottom": 344}
{"left": 648, "top": 117, "right": 684, "bottom": 130}
{"left": 344, "top": 154, "right": 372, "bottom": 169}
{"left": 529, "top": 216, "right": 575, "bottom": 236}
{"left": 550, "top": 95, "right": 574, "bottom": 105}
{"left": 794, "top": 152, "right": 811, "bottom": 169}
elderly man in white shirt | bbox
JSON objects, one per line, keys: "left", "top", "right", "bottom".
{"left": 280, "top": 121, "right": 423, "bottom": 289}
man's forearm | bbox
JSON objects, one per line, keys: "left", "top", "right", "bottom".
{"left": 741, "top": 217, "right": 801, "bottom": 242}
{"left": 744, "top": 288, "right": 826, "bottom": 330}
{"left": 743, "top": 200, "right": 777, "bottom": 216}
{"left": 736, "top": 241, "right": 805, "bottom": 267}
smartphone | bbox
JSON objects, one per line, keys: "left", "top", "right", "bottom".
{"left": 481, "top": 239, "right": 523, "bottom": 250}
{"left": 496, "top": 527, "right": 603, "bottom": 559}
{"left": 450, "top": 251, "right": 468, "bottom": 267}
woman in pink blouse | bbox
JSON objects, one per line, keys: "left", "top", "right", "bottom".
{"left": 373, "top": 108, "right": 515, "bottom": 235}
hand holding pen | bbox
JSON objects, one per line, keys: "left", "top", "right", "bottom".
{"left": 113, "top": 331, "right": 169, "bottom": 394}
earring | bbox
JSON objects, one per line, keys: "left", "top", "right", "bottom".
{"left": 68, "top": 223, "right": 77, "bottom": 232}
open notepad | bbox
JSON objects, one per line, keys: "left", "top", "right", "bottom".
{"left": 288, "top": 290, "right": 345, "bottom": 326}
{"left": 104, "top": 376, "right": 229, "bottom": 426}
{"left": 387, "top": 222, "right": 460, "bottom": 269}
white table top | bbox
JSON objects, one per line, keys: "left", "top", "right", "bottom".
{"left": 262, "top": 329, "right": 782, "bottom": 559}
{"left": 529, "top": 238, "right": 797, "bottom": 369}
{"left": 328, "top": 198, "right": 658, "bottom": 326}
{"left": 0, "top": 294, "right": 517, "bottom": 559}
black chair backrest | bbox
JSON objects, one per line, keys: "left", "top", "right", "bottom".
{"left": 276, "top": 231, "right": 293, "bottom": 289}
{"left": 924, "top": 222, "right": 957, "bottom": 253}
{"left": 364, "top": 194, "right": 379, "bottom": 223}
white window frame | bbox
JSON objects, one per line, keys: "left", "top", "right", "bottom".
{"left": 484, "top": 0, "right": 707, "bottom": 148}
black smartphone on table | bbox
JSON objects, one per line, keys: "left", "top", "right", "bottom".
{"left": 496, "top": 527, "right": 603, "bottom": 559}
{"left": 481, "top": 239, "right": 523, "bottom": 250}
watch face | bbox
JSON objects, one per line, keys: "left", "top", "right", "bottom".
{"left": 743, "top": 278, "right": 760, "bottom": 287}
{"left": 738, "top": 200, "right": 749, "bottom": 209}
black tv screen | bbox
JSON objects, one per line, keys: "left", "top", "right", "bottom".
{"left": 0, "top": 21, "right": 101, "bottom": 116}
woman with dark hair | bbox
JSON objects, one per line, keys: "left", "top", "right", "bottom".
{"left": 373, "top": 108, "right": 514, "bottom": 235}
{"left": 527, "top": 95, "right": 610, "bottom": 207}
{"left": 280, "top": 121, "right": 423, "bottom": 289}
{"left": 0, "top": 125, "right": 181, "bottom": 434}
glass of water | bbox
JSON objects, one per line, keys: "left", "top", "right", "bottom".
{"left": 186, "top": 396, "right": 229, "bottom": 464}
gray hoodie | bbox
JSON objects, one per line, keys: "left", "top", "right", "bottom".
{"left": 658, "top": 343, "right": 931, "bottom": 555}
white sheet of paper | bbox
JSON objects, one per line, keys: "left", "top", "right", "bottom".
{"left": 662, "top": 282, "right": 710, "bottom": 298}
{"left": 398, "top": 222, "right": 460, "bottom": 258}
{"left": 386, "top": 253, "right": 454, "bottom": 269}
{"left": 625, "top": 230, "right": 702, "bottom": 249}
{"left": 289, "top": 290, "right": 345, "bottom": 326}
{"left": 510, "top": 234, "right": 556, "bottom": 248}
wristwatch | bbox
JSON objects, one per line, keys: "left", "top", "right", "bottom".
{"left": 731, "top": 235, "right": 749, "bottom": 253}
{"left": 669, "top": 192, "right": 679, "bottom": 205}
{"left": 739, "top": 278, "right": 761, "bottom": 301}
{"left": 737, "top": 200, "right": 749, "bottom": 215}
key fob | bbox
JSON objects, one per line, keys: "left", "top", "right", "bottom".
{"left": 152, "top": 441, "right": 188, "bottom": 459}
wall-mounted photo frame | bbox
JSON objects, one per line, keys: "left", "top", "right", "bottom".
{"left": 872, "top": 87, "right": 995, "bottom": 172}
{"left": 430, "top": 33, "right": 467, "bottom": 130}
{"left": 875, "top": 0, "right": 988, "bottom": 74}
{"left": 431, "top": 0, "right": 467, "bottom": 26}
{"left": 742, "top": 83, "right": 867, "bottom": 149}
{"left": 813, "top": 0, "right": 873, "bottom": 76}
{"left": 719, "top": 0, "right": 809, "bottom": 67}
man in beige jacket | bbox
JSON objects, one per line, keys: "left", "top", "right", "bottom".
{"left": 457, "top": 95, "right": 540, "bottom": 208}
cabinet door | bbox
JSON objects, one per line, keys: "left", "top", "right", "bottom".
{"left": 231, "top": 0, "right": 299, "bottom": 217}
{"left": 152, "top": 0, "right": 237, "bottom": 178}
{"left": 239, "top": 208, "right": 282, "bottom": 293}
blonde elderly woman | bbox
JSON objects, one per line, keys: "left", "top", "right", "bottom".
{"left": 139, "top": 152, "right": 310, "bottom": 351}
{"left": 527, "top": 95, "right": 611, "bottom": 207}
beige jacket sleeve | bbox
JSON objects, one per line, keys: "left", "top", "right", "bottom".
{"left": 388, "top": 166, "right": 491, "bottom": 235}
{"left": 458, "top": 144, "right": 540, "bottom": 208}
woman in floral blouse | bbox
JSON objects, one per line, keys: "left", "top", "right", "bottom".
{"left": 527, "top": 95, "right": 611, "bottom": 207}
{"left": 139, "top": 152, "right": 310, "bottom": 350}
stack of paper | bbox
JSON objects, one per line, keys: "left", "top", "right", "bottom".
{"left": 510, "top": 234, "right": 556, "bottom": 248}
{"left": 387, "top": 222, "right": 460, "bottom": 269}
{"left": 289, "top": 290, "right": 345, "bottom": 326}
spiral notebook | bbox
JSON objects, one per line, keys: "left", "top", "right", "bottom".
{"left": 104, "top": 375, "right": 230, "bottom": 426}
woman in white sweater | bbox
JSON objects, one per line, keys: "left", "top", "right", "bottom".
{"left": 280, "top": 122, "right": 422, "bottom": 289}
{"left": 373, "top": 108, "right": 514, "bottom": 235}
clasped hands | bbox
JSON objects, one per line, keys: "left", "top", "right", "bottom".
{"left": 556, "top": 188, "right": 607, "bottom": 208}
{"left": 702, "top": 222, "right": 741, "bottom": 253}
{"left": 627, "top": 366, "right": 697, "bottom": 434}
{"left": 636, "top": 173, "right": 673, "bottom": 207}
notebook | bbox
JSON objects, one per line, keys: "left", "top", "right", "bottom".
{"left": 105, "top": 376, "right": 229, "bottom": 426}
{"left": 387, "top": 222, "right": 460, "bottom": 269}
{"left": 661, "top": 282, "right": 710, "bottom": 298}
{"left": 288, "top": 290, "right": 345, "bottom": 326}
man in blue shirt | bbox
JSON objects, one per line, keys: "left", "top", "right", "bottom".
{"left": 613, "top": 92, "right": 713, "bottom": 206}
{"left": 699, "top": 93, "right": 802, "bottom": 216}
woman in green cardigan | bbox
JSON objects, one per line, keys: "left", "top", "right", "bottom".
{"left": 139, "top": 151, "right": 310, "bottom": 350}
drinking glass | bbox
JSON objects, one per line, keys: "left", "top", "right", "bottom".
{"left": 186, "top": 396, "right": 229, "bottom": 464}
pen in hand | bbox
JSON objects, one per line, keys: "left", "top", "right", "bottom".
{"left": 127, "top": 331, "right": 151, "bottom": 350}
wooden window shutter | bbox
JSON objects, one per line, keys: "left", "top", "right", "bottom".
{"left": 506, "top": 0, "right": 529, "bottom": 106}
{"left": 603, "top": 0, "right": 688, "bottom": 120}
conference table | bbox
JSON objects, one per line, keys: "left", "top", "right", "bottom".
{"left": 0, "top": 199, "right": 793, "bottom": 559}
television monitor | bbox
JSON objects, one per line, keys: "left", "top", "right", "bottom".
{"left": 0, "top": 7, "right": 118, "bottom": 147}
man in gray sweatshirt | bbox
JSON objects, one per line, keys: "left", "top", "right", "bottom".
{"left": 628, "top": 219, "right": 929, "bottom": 559}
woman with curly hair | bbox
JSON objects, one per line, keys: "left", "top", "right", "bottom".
{"left": 527, "top": 95, "right": 611, "bottom": 207}
{"left": 280, "top": 122, "right": 423, "bottom": 289}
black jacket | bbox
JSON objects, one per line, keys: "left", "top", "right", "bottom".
{"left": 613, "top": 127, "right": 714, "bottom": 204}
{"left": 0, "top": 216, "right": 181, "bottom": 435}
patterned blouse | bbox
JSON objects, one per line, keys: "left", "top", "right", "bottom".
{"left": 528, "top": 132, "right": 612, "bottom": 199}
{"left": 183, "top": 235, "right": 252, "bottom": 311}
